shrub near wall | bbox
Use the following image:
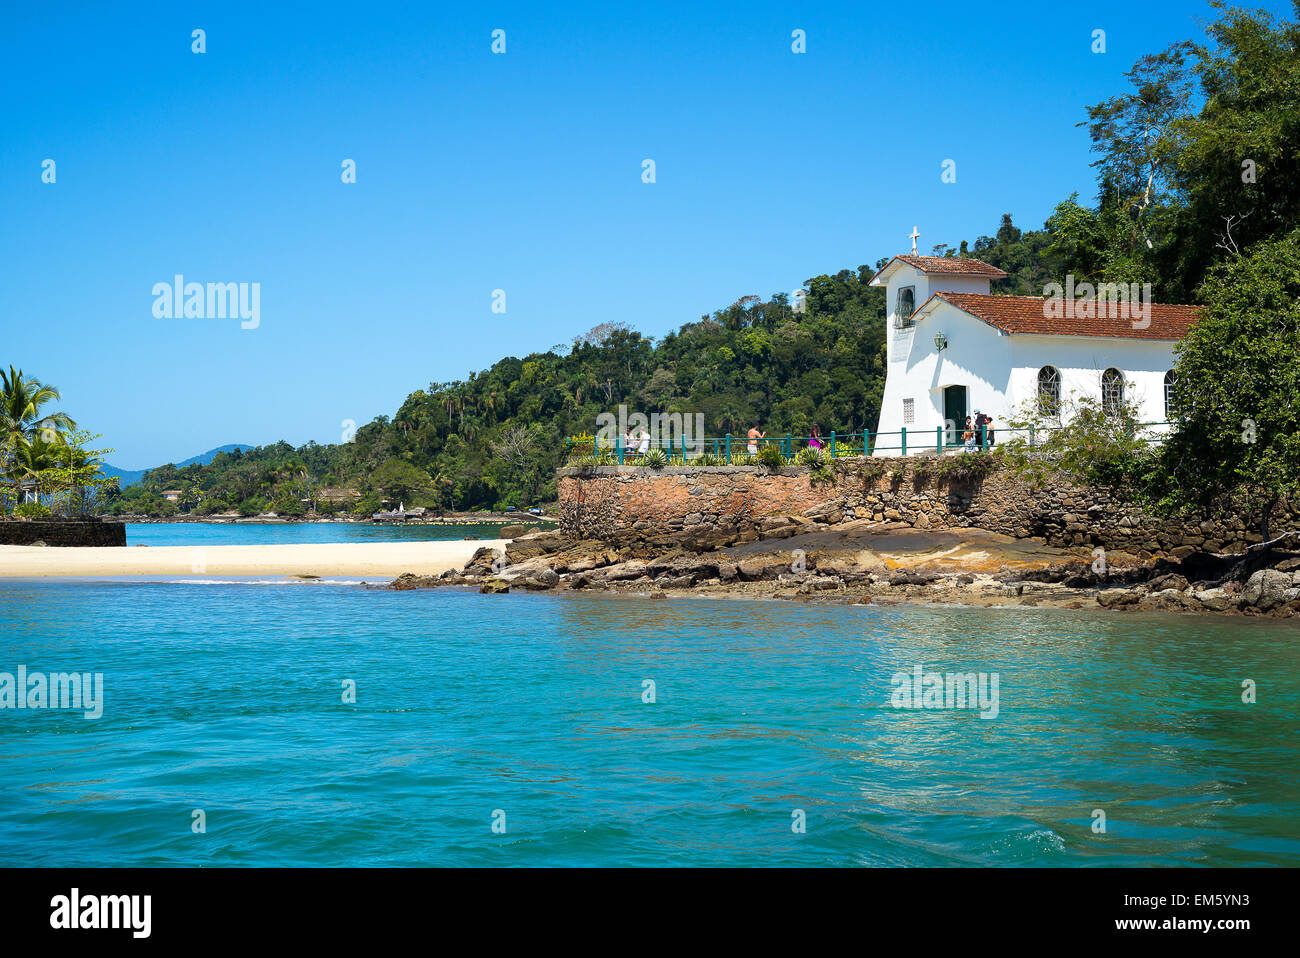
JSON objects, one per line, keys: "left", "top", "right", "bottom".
{"left": 557, "top": 459, "right": 1292, "bottom": 557}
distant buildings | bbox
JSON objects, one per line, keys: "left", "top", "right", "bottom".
{"left": 317, "top": 487, "right": 360, "bottom": 505}
{"left": 372, "top": 505, "right": 427, "bottom": 521}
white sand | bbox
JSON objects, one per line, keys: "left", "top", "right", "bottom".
{"left": 0, "top": 540, "right": 506, "bottom": 578}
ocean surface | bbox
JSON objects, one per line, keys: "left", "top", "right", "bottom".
{"left": 123, "top": 520, "right": 540, "bottom": 547}
{"left": 2, "top": 578, "right": 1298, "bottom": 867}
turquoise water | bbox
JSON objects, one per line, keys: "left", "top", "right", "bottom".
{"left": 123, "top": 521, "right": 543, "bottom": 547}
{"left": 1, "top": 581, "right": 1297, "bottom": 866}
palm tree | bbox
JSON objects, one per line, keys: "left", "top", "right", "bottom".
{"left": 0, "top": 367, "right": 76, "bottom": 475}
{"left": 431, "top": 468, "right": 455, "bottom": 515}
{"left": 6, "top": 433, "right": 58, "bottom": 504}
{"left": 716, "top": 406, "right": 743, "bottom": 435}
{"left": 280, "top": 459, "right": 314, "bottom": 511}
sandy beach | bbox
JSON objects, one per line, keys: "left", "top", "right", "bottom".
{"left": 0, "top": 539, "right": 504, "bottom": 578}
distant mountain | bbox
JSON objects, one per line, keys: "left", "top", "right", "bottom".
{"left": 101, "top": 444, "right": 255, "bottom": 488}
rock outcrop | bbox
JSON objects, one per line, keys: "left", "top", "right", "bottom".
{"left": 386, "top": 520, "right": 1300, "bottom": 619}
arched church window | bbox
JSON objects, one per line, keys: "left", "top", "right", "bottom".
{"left": 895, "top": 286, "right": 916, "bottom": 329}
{"left": 1037, "top": 366, "right": 1061, "bottom": 417}
{"left": 1101, "top": 368, "right": 1125, "bottom": 416}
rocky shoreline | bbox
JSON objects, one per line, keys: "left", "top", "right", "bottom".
{"left": 388, "top": 518, "right": 1300, "bottom": 619}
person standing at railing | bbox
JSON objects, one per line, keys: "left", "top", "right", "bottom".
{"left": 747, "top": 424, "right": 765, "bottom": 456}
{"left": 962, "top": 416, "right": 976, "bottom": 452}
{"left": 808, "top": 424, "right": 823, "bottom": 450}
{"left": 635, "top": 428, "right": 650, "bottom": 457}
{"left": 974, "top": 410, "right": 994, "bottom": 449}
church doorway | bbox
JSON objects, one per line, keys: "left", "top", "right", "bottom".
{"left": 942, "top": 385, "right": 968, "bottom": 446}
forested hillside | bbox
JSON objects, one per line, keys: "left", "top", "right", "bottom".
{"left": 98, "top": 215, "right": 1083, "bottom": 517}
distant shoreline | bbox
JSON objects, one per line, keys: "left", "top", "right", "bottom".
{"left": 0, "top": 539, "right": 507, "bottom": 578}
{"left": 99, "top": 514, "right": 556, "bottom": 527}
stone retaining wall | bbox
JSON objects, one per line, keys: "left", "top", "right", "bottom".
{"left": 557, "top": 459, "right": 1293, "bottom": 558}
{"left": 0, "top": 519, "right": 127, "bottom": 547}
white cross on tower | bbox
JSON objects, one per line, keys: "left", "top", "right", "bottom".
{"left": 909, "top": 226, "right": 920, "bottom": 254}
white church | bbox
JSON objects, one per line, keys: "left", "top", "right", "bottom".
{"left": 868, "top": 231, "right": 1200, "bottom": 456}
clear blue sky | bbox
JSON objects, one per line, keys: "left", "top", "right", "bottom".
{"left": 1, "top": 0, "right": 1278, "bottom": 467}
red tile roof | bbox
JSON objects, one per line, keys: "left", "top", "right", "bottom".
{"left": 880, "top": 255, "right": 1008, "bottom": 279}
{"left": 923, "top": 292, "right": 1201, "bottom": 341}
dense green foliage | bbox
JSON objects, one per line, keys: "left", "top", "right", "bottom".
{"left": 999, "top": 395, "right": 1157, "bottom": 491}
{"left": 1149, "top": 233, "right": 1300, "bottom": 537}
{"left": 1071, "top": 0, "right": 1300, "bottom": 301}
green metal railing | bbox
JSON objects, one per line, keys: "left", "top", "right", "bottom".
{"left": 564, "top": 422, "right": 1174, "bottom": 465}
